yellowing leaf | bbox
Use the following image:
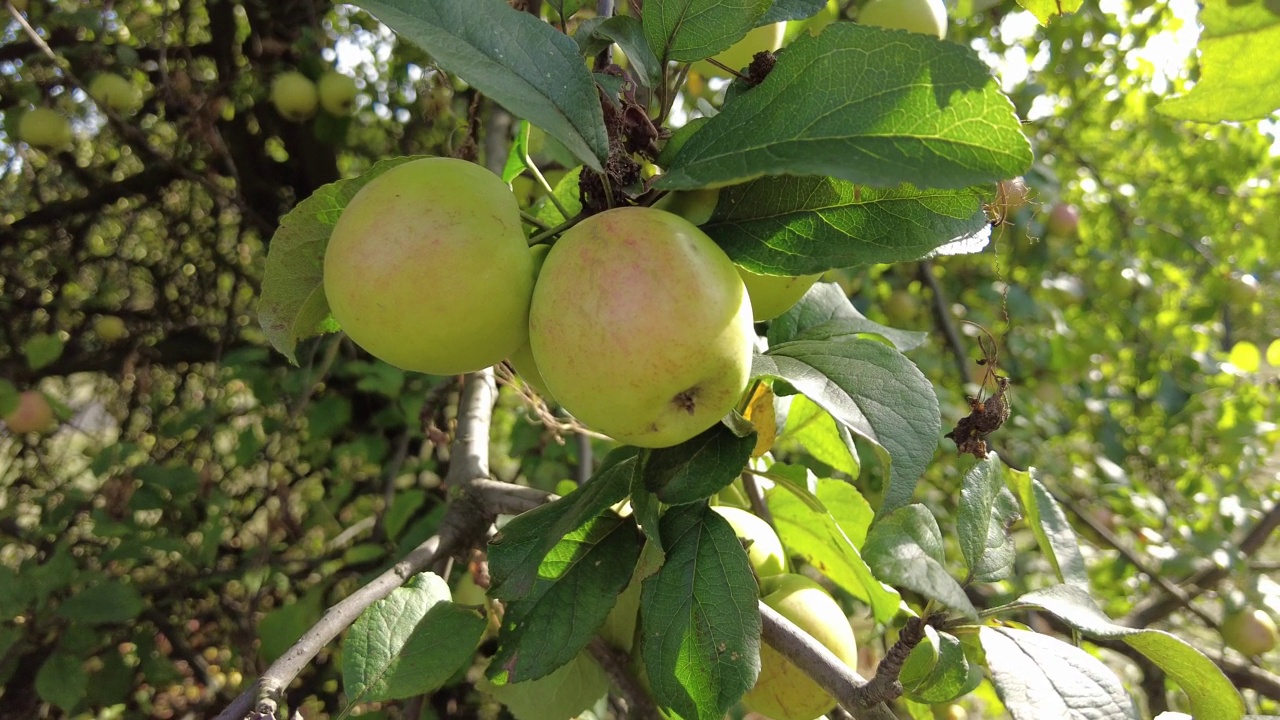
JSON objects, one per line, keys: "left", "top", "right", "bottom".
{"left": 744, "top": 383, "right": 777, "bottom": 457}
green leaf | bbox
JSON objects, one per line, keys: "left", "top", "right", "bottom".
{"left": 1004, "top": 466, "right": 1089, "bottom": 590}
{"left": 956, "top": 456, "right": 1020, "bottom": 583}
{"left": 0, "top": 380, "right": 19, "bottom": 420}
{"left": 768, "top": 479, "right": 901, "bottom": 622}
{"left": 979, "top": 626, "right": 1139, "bottom": 720}
{"left": 768, "top": 283, "right": 927, "bottom": 352}
{"left": 643, "top": 0, "right": 772, "bottom": 63}
{"left": 862, "top": 504, "right": 976, "bottom": 618}
{"left": 258, "top": 586, "right": 326, "bottom": 664}
{"left": 482, "top": 648, "right": 610, "bottom": 720}
{"left": 56, "top": 581, "right": 144, "bottom": 625}
{"left": 1157, "top": 0, "right": 1280, "bottom": 122}
{"left": 704, "top": 178, "right": 990, "bottom": 275}
{"left": 21, "top": 333, "right": 64, "bottom": 371}
{"left": 488, "top": 448, "right": 639, "bottom": 600}
{"left": 641, "top": 503, "right": 761, "bottom": 720}
{"left": 971, "top": 489, "right": 1019, "bottom": 583}
{"left": 544, "top": 0, "right": 585, "bottom": 21}
{"left": 488, "top": 513, "right": 642, "bottom": 684}
{"left": 759, "top": 0, "right": 827, "bottom": 24}
{"left": 35, "top": 652, "right": 87, "bottom": 713}
{"left": 657, "top": 24, "right": 1032, "bottom": 191}
{"left": 630, "top": 484, "right": 667, "bottom": 581}
{"left": 1014, "top": 0, "right": 1084, "bottom": 25}
{"left": 901, "top": 629, "right": 979, "bottom": 703}
{"left": 784, "top": 395, "right": 859, "bottom": 477}
{"left": 534, "top": 166, "right": 585, "bottom": 226}
{"left": 503, "top": 120, "right": 533, "bottom": 183}
{"left": 344, "top": 572, "right": 487, "bottom": 703}
{"left": 258, "top": 156, "right": 419, "bottom": 363}
{"left": 352, "top": 0, "right": 608, "bottom": 171}
{"left": 753, "top": 339, "right": 940, "bottom": 515}
{"left": 1008, "top": 584, "right": 1246, "bottom": 720}
{"left": 644, "top": 422, "right": 757, "bottom": 505}
{"left": 585, "top": 16, "right": 663, "bottom": 88}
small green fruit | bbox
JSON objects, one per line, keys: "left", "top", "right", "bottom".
{"left": 94, "top": 315, "right": 128, "bottom": 342}
{"left": 1222, "top": 608, "right": 1277, "bottom": 656}
{"left": 18, "top": 108, "right": 72, "bottom": 150}
{"left": 317, "top": 71, "right": 358, "bottom": 115}
{"left": 712, "top": 505, "right": 787, "bottom": 577}
{"left": 858, "top": 0, "right": 948, "bottom": 38}
{"left": 652, "top": 188, "right": 720, "bottom": 227}
{"left": 4, "top": 390, "right": 55, "bottom": 434}
{"left": 270, "top": 71, "right": 318, "bottom": 122}
{"left": 90, "top": 73, "right": 143, "bottom": 114}
{"left": 737, "top": 268, "right": 821, "bottom": 321}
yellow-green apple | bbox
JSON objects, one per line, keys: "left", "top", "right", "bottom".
{"left": 94, "top": 315, "right": 128, "bottom": 342}
{"left": 737, "top": 269, "right": 821, "bottom": 321}
{"left": 787, "top": 0, "right": 841, "bottom": 40}
{"left": 652, "top": 188, "right": 720, "bottom": 226}
{"left": 1222, "top": 608, "right": 1277, "bottom": 656}
{"left": 712, "top": 505, "right": 787, "bottom": 577}
{"left": 270, "top": 71, "right": 318, "bottom": 121}
{"left": 4, "top": 390, "right": 55, "bottom": 434}
{"left": 528, "top": 207, "right": 754, "bottom": 448}
{"left": 1046, "top": 203, "right": 1080, "bottom": 237}
{"left": 858, "top": 0, "right": 948, "bottom": 38}
{"left": 18, "top": 108, "right": 72, "bottom": 150}
{"left": 324, "top": 157, "right": 533, "bottom": 375}
{"left": 693, "top": 22, "right": 787, "bottom": 78}
{"left": 318, "top": 71, "right": 358, "bottom": 115}
{"left": 89, "top": 73, "right": 142, "bottom": 114}
{"left": 508, "top": 244, "right": 555, "bottom": 399}
{"left": 743, "top": 573, "right": 858, "bottom": 720}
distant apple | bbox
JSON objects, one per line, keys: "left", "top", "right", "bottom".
{"left": 271, "top": 71, "right": 318, "bottom": 122}
{"left": 4, "top": 390, "right": 54, "bottom": 434}
{"left": 18, "top": 108, "right": 72, "bottom": 150}
{"left": 318, "top": 71, "right": 359, "bottom": 115}
{"left": 1222, "top": 608, "right": 1277, "bottom": 656}
{"left": 90, "top": 73, "right": 143, "bottom": 114}
{"left": 858, "top": 0, "right": 948, "bottom": 38}
{"left": 94, "top": 315, "right": 128, "bottom": 342}
{"left": 1046, "top": 203, "right": 1080, "bottom": 237}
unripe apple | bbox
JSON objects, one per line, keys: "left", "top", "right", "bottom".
{"left": 17, "top": 108, "right": 72, "bottom": 150}
{"left": 4, "top": 390, "right": 55, "bottom": 434}
{"left": 1221, "top": 608, "right": 1277, "bottom": 656}
{"left": 1046, "top": 203, "right": 1080, "bottom": 237}
{"left": 324, "top": 157, "right": 534, "bottom": 375}
{"left": 996, "top": 177, "right": 1030, "bottom": 215}
{"left": 858, "top": 0, "right": 948, "bottom": 38}
{"left": 787, "top": 0, "right": 840, "bottom": 40}
{"left": 89, "top": 73, "right": 142, "bottom": 114}
{"left": 94, "top": 315, "right": 128, "bottom": 342}
{"left": 884, "top": 289, "right": 918, "bottom": 324}
{"left": 528, "top": 207, "right": 754, "bottom": 448}
{"left": 712, "top": 505, "right": 788, "bottom": 577}
{"left": 743, "top": 573, "right": 858, "bottom": 720}
{"left": 318, "top": 71, "right": 359, "bottom": 116}
{"left": 652, "top": 188, "right": 720, "bottom": 226}
{"left": 737, "top": 268, "right": 821, "bottom": 321}
{"left": 693, "top": 22, "right": 787, "bottom": 79}
{"left": 270, "top": 71, "right": 318, "bottom": 122}
{"left": 508, "top": 244, "right": 555, "bottom": 400}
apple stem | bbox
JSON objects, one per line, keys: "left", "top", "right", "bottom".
{"left": 519, "top": 210, "right": 551, "bottom": 231}
{"left": 527, "top": 216, "right": 583, "bottom": 246}
{"left": 523, "top": 153, "right": 572, "bottom": 221}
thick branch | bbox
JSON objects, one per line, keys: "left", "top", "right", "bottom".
{"left": 588, "top": 637, "right": 661, "bottom": 720}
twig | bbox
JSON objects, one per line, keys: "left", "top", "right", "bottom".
{"left": 575, "top": 431, "right": 593, "bottom": 485}
{"left": 741, "top": 471, "right": 774, "bottom": 528}
{"left": 918, "top": 261, "right": 972, "bottom": 386}
{"left": 588, "top": 637, "right": 660, "bottom": 719}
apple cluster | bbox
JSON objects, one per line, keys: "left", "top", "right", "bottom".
{"left": 270, "top": 70, "right": 359, "bottom": 122}
{"left": 14, "top": 72, "right": 144, "bottom": 151}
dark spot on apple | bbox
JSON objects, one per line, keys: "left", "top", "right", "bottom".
{"left": 673, "top": 389, "right": 698, "bottom": 413}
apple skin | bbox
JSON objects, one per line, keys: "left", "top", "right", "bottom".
{"left": 94, "top": 315, "right": 128, "bottom": 342}
{"left": 528, "top": 207, "right": 754, "bottom": 448}
{"left": 18, "top": 108, "right": 72, "bottom": 150}
{"left": 270, "top": 71, "right": 318, "bottom": 122}
{"left": 90, "top": 73, "right": 142, "bottom": 114}
{"left": 743, "top": 573, "right": 858, "bottom": 720}
{"left": 508, "top": 244, "right": 555, "bottom": 400}
{"left": 5, "top": 390, "right": 55, "bottom": 435}
{"left": 318, "top": 71, "right": 359, "bottom": 116}
{"left": 712, "top": 506, "right": 787, "bottom": 577}
{"left": 737, "top": 268, "right": 821, "bottom": 321}
{"left": 652, "top": 188, "right": 720, "bottom": 227}
{"left": 693, "top": 22, "right": 787, "bottom": 79}
{"left": 1046, "top": 203, "right": 1080, "bottom": 237}
{"left": 858, "top": 0, "right": 948, "bottom": 39}
{"left": 1222, "top": 608, "right": 1277, "bottom": 656}
{"left": 324, "top": 157, "right": 533, "bottom": 375}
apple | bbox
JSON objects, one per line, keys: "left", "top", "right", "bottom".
{"left": 94, "top": 315, "right": 128, "bottom": 342}
{"left": 737, "top": 268, "right": 821, "bottom": 321}
{"left": 692, "top": 22, "right": 787, "bottom": 79}
{"left": 324, "top": 157, "right": 534, "bottom": 375}
{"left": 508, "top": 244, "right": 555, "bottom": 400}
{"left": 712, "top": 505, "right": 788, "bottom": 577}
{"left": 996, "top": 177, "right": 1030, "bottom": 216}
{"left": 89, "top": 73, "right": 142, "bottom": 114}
{"left": 1221, "top": 608, "right": 1277, "bottom": 656}
{"left": 743, "top": 573, "right": 858, "bottom": 720}
{"left": 528, "top": 207, "right": 754, "bottom": 448}
{"left": 318, "top": 71, "right": 358, "bottom": 116}
{"left": 787, "top": 0, "right": 841, "bottom": 40}
{"left": 270, "top": 71, "right": 318, "bottom": 122}
{"left": 652, "top": 188, "right": 720, "bottom": 226}
{"left": 4, "top": 390, "right": 55, "bottom": 434}
{"left": 858, "top": 0, "right": 948, "bottom": 39}
{"left": 934, "top": 705, "right": 968, "bottom": 720}
{"left": 884, "top": 289, "right": 919, "bottom": 324}
{"left": 17, "top": 108, "right": 72, "bottom": 150}
{"left": 1045, "top": 203, "right": 1080, "bottom": 237}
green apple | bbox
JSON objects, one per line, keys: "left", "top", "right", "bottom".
{"left": 4, "top": 390, "right": 54, "bottom": 434}
{"left": 652, "top": 188, "right": 720, "bottom": 226}
{"left": 1222, "top": 608, "right": 1277, "bottom": 656}
{"left": 1046, "top": 203, "right": 1080, "bottom": 237}
{"left": 787, "top": 0, "right": 841, "bottom": 40}
{"left": 270, "top": 71, "right": 318, "bottom": 122}
{"left": 528, "top": 207, "right": 754, "bottom": 448}
{"left": 737, "top": 268, "right": 821, "bottom": 321}
{"left": 712, "top": 505, "right": 787, "bottom": 577}
{"left": 318, "top": 71, "right": 358, "bottom": 116}
{"left": 743, "top": 573, "right": 858, "bottom": 720}
{"left": 858, "top": 0, "right": 948, "bottom": 38}
{"left": 508, "top": 244, "right": 555, "bottom": 400}
{"left": 17, "top": 108, "right": 72, "bottom": 150}
{"left": 324, "top": 157, "right": 534, "bottom": 375}
{"left": 89, "top": 73, "right": 142, "bottom": 114}
{"left": 94, "top": 315, "right": 128, "bottom": 342}
{"left": 693, "top": 22, "right": 787, "bottom": 79}
{"left": 884, "top": 289, "right": 918, "bottom": 324}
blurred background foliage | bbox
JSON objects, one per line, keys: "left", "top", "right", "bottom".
{"left": 0, "top": 0, "right": 1276, "bottom": 718}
